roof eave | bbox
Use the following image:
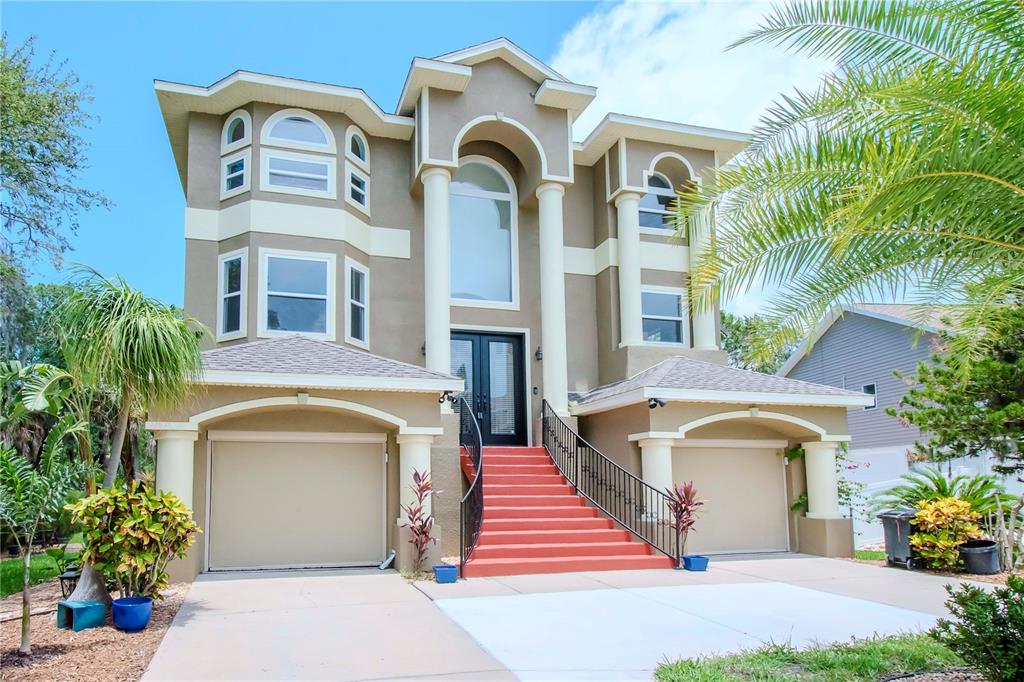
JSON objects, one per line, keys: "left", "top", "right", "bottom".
{"left": 570, "top": 386, "right": 873, "bottom": 416}
{"left": 574, "top": 113, "right": 751, "bottom": 166}
{"left": 200, "top": 369, "right": 463, "bottom": 393}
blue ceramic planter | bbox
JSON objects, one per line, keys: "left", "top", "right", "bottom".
{"left": 112, "top": 596, "right": 153, "bottom": 632}
{"left": 433, "top": 564, "right": 458, "bottom": 583}
{"left": 683, "top": 555, "right": 709, "bottom": 571}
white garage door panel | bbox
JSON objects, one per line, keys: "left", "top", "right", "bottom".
{"left": 672, "top": 447, "right": 788, "bottom": 554}
{"left": 210, "top": 440, "right": 384, "bottom": 570}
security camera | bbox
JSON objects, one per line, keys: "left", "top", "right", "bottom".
{"left": 648, "top": 398, "right": 667, "bottom": 409}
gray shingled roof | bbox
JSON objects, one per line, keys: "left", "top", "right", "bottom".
{"left": 202, "top": 335, "right": 457, "bottom": 380}
{"left": 575, "top": 355, "right": 865, "bottom": 405}
{"left": 850, "top": 303, "right": 954, "bottom": 331}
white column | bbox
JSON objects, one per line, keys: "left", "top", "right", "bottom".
{"left": 422, "top": 168, "right": 452, "bottom": 375}
{"left": 802, "top": 441, "right": 842, "bottom": 519}
{"left": 397, "top": 434, "right": 435, "bottom": 518}
{"left": 690, "top": 207, "right": 717, "bottom": 350}
{"left": 638, "top": 438, "right": 675, "bottom": 493}
{"left": 153, "top": 429, "right": 199, "bottom": 512}
{"left": 615, "top": 192, "right": 644, "bottom": 346}
{"left": 537, "top": 182, "right": 569, "bottom": 415}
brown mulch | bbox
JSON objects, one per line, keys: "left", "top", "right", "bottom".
{"left": 880, "top": 669, "right": 984, "bottom": 681}
{"left": 0, "top": 582, "right": 188, "bottom": 681}
{"left": 0, "top": 582, "right": 65, "bottom": 621}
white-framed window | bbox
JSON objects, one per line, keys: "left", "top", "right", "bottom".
{"left": 220, "top": 148, "right": 251, "bottom": 200}
{"left": 345, "top": 125, "right": 369, "bottom": 171}
{"left": 257, "top": 248, "right": 336, "bottom": 340}
{"left": 641, "top": 287, "right": 687, "bottom": 345}
{"left": 217, "top": 248, "right": 248, "bottom": 341}
{"left": 261, "top": 108, "right": 336, "bottom": 153}
{"left": 862, "top": 383, "right": 877, "bottom": 410}
{"left": 639, "top": 172, "right": 675, "bottom": 230}
{"left": 345, "top": 257, "right": 369, "bottom": 349}
{"left": 449, "top": 156, "right": 519, "bottom": 310}
{"left": 261, "top": 149, "right": 335, "bottom": 199}
{"left": 221, "top": 109, "right": 252, "bottom": 155}
{"left": 345, "top": 162, "right": 370, "bottom": 215}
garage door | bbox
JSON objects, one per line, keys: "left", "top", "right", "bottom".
{"left": 672, "top": 447, "right": 788, "bottom": 554}
{"left": 208, "top": 434, "right": 386, "bottom": 570}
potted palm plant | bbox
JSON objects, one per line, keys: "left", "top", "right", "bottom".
{"left": 666, "top": 481, "right": 706, "bottom": 570}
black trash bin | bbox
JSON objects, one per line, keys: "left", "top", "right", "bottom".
{"left": 878, "top": 508, "right": 917, "bottom": 569}
{"left": 959, "top": 539, "right": 1001, "bottom": 574}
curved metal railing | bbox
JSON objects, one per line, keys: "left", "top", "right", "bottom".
{"left": 458, "top": 395, "right": 484, "bottom": 576}
{"left": 541, "top": 399, "right": 678, "bottom": 563}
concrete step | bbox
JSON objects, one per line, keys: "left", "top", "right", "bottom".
{"left": 483, "top": 495, "right": 585, "bottom": 508}
{"left": 485, "top": 505, "right": 597, "bottom": 519}
{"left": 485, "top": 463, "right": 560, "bottom": 475}
{"left": 477, "top": 528, "right": 630, "bottom": 545}
{"left": 485, "top": 484, "right": 576, "bottom": 496}
{"left": 485, "top": 474, "right": 566, "bottom": 486}
{"left": 472, "top": 541, "right": 652, "bottom": 559}
{"left": 482, "top": 516, "right": 613, "bottom": 532}
{"left": 462, "top": 553, "right": 675, "bottom": 578}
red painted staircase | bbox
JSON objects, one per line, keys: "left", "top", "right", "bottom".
{"left": 459, "top": 446, "right": 674, "bottom": 577}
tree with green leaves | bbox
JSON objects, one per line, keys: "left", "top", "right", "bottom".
{"left": 1, "top": 35, "right": 108, "bottom": 266}
{"left": 674, "top": 0, "right": 1024, "bottom": 370}
{"left": 720, "top": 311, "right": 795, "bottom": 374}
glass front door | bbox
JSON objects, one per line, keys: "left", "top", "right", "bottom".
{"left": 451, "top": 332, "right": 526, "bottom": 446}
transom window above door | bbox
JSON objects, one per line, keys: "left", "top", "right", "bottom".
{"left": 258, "top": 249, "right": 336, "bottom": 339}
{"left": 449, "top": 158, "right": 518, "bottom": 309}
{"left": 639, "top": 172, "right": 676, "bottom": 230}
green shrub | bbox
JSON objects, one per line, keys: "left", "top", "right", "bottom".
{"left": 872, "top": 466, "right": 1014, "bottom": 517}
{"left": 930, "top": 575, "right": 1024, "bottom": 682}
{"left": 909, "top": 497, "right": 982, "bottom": 570}
{"left": 66, "top": 482, "right": 199, "bottom": 598}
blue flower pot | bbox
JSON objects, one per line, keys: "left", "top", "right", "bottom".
{"left": 111, "top": 596, "right": 153, "bottom": 632}
{"left": 683, "top": 555, "right": 709, "bottom": 571}
{"left": 433, "top": 564, "right": 458, "bottom": 583}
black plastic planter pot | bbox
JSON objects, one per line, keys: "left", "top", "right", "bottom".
{"left": 959, "top": 539, "right": 1000, "bottom": 575}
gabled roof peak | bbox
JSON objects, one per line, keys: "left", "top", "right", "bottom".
{"left": 434, "top": 37, "right": 567, "bottom": 83}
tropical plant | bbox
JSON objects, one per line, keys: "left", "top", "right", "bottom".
{"left": 66, "top": 482, "right": 199, "bottom": 598}
{"left": 720, "top": 311, "right": 796, "bottom": 374}
{"left": 666, "top": 481, "right": 704, "bottom": 566}
{"left": 57, "top": 267, "right": 205, "bottom": 487}
{"left": 674, "top": 0, "right": 1024, "bottom": 370}
{"left": 931, "top": 575, "right": 1024, "bottom": 682}
{"left": 909, "top": 497, "right": 982, "bottom": 570}
{"left": 399, "top": 469, "right": 437, "bottom": 574}
{"left": 872, "top": 467, "right": 1015, "bottom": 517}
{"left": 0, "top": 441, "right": 89, "bottom": 655}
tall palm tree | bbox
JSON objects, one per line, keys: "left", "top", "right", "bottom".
{"left": 58, "top": 267, "right": 205, "bottom": 487}
{"left": 676, "top": 0, "right": 1024, "bottom": 367}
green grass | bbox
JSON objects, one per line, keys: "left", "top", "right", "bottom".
{"left": 656, "top": 634, "right": 963, "bottom": 681}
{"left": 854, "top": 549, "right": 887, "bottom": 561}
{"left": 1, "top": 549, "right": 79, "bottom": 597}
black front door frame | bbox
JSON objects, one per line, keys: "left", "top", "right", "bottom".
{"left": 451, "top": 330, "right": 528, "bottom": 446}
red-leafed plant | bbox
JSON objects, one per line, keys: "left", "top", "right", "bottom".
{"left": 400, "top": 469, "right": 438, "bottom": 574}
{"left": 666, "top": 481, "right": 705, "bottom": 568}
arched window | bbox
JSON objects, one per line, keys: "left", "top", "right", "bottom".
{"left": 344, "top": 126, "right": 370, "bottom": 215}
{"left": 221, "top": 109, "right": 252, "bottom": 154}
{"left": 261, "top": 109, "right": 335, "bottom": 152}
{"left": 639, "top": 172, "right": 675, "bottom": 229}
{"left": 220, "top": 110, "right": 252, "bottom": 199}
{"left": 449, "top": 158, "right": 518, "bottom": 307}
{"left": 347, "top": 127, "right": 369, "bottom": 168}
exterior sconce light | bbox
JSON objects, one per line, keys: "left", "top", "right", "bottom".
{"left": 535, "top": 346, "right": 543, "bottom": 361}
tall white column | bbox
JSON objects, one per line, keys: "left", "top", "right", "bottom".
{"left": 397, "top": 434, "right": 435, "bottom": 518}
{"left": 690, "top": 207, "right": 717, "bottom": 350}
{"left": 153, "top": 429, "right": 199, "bottom": 512}
{"left": 422, "top": 168, "right": 452, "bottom": 375}
{"left": 537, "top": 182, "right": 569, "bottom": 415}
{"left": 638, "top": 438, "right": 675, "bottom": 494}
{"left": 802, "top": 441, "right": 842, "bottom": 519}
{"left": 615, "top": 192, "right": 644, "bottom": 346}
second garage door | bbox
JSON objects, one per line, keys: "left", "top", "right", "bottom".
{"left": 208, "top": 434, "right": 386, "bottom": 570}
{"left": 672, "top": 446, "right": 789, "bottom": 554}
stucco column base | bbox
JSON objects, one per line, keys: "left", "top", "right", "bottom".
{"left": 796, "top": 515, "right": 853, "bottom": 558}
{"left": 394, "top": 521, "right": 444, "bottom": 574}
{"left": 533, "top": 415, "right": 577, "bottom": 446}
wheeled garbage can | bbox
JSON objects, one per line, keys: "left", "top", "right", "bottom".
{"left": 878, "top": 508, "right": 917, "bottom": 569}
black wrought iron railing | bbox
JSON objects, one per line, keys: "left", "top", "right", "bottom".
{"left": 541, "top": 400, "right": 679, "bottom": 564}
{"left": 458, "top": 395, "right": 484, "bottom": 576}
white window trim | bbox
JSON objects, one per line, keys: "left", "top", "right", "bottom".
{"left": 216, "top": 248, "right": 248, "bottom": 342}
{"left": 639, "top": 171, "right": 676, "bottom": 233}
{"left": 344, "top": 257, "right": 370, "bottom": 349}
{"left": 345, "top": 161, "right": 371, "bottom": 216}
{"left": 640, "top": 285, "right": 689, "bottom": 347}
{"left": 260, "top": 149, "right": 336, "bottom": 200}
{"left": 862, "top": 383, "right": 877, "bottom": 410}
{"left": 221, "top": 109, "right": 252, "bottom": 155}
{"left": 260, "top": 108, "right": 336, "bottom": 153}
{"left": 220, "top": 148, "right": 251, "bottom": 200}
{"left": 449, "top": 154, "right": 520, "bottom": 312}
{"left": 257, "top": 247, "right": 336, "bottom": 341}
{"left": 345, "top": 124, "right": 370, "bottom": 172}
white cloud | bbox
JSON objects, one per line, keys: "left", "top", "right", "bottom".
{"left": 552, "top": 0, "right": 831, "bottom": 138}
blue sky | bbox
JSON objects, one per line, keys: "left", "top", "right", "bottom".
{"left": 5, "top": 1, "right": 825, "bottom": 311}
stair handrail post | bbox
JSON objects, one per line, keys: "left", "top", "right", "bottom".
{"left": 458, "top": 394, "right": 485, "bottom": 578}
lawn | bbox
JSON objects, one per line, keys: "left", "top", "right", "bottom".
{"left": 0, "top": 549, "right": 79, "bottom": 597}
{"left": 656, "top": 633, "right": 964, "bottom": 681}
{"left": 854, "top": 549, "right": 887, "bottom": 561}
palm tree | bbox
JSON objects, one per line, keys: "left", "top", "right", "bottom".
{"left": 675, "top": 0, "right": 1024, "bottom": 368}
{"left": 57, "top": 267, "right": 205, "bottom": 487}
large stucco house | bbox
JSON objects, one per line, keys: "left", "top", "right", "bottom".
{"left": 147, "top": 39, "right": 872, "bottom": 580}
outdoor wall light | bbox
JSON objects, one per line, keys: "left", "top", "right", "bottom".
{"left": 648, "top": 397, "right": 667, "bottom": 409}
{"left": 535, "top": 346, "right": 543, "bottom": 361}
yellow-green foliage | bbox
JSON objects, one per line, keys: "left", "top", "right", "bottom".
{"left": 67, "top": 482, "right": 200, "bottom": 598}
{"left": 910, "top": 497, "right": 982, "bottom": 571}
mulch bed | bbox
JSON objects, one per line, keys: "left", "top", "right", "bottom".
{"left": 880, "top": 670, "right": 983, "bottom": 681}
{"left": 846, "top": 557, "right": 1017, "bottom": 585}
{"left": 0, "top": 582, "right": 188, "bottom": 682}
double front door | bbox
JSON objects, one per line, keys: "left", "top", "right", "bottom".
{"left": 451, "top": 332, "right": 527, "bottom": 446}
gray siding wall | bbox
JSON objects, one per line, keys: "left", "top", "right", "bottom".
{"left": 787, "top": 313, "right": 937, "bottom": 449}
